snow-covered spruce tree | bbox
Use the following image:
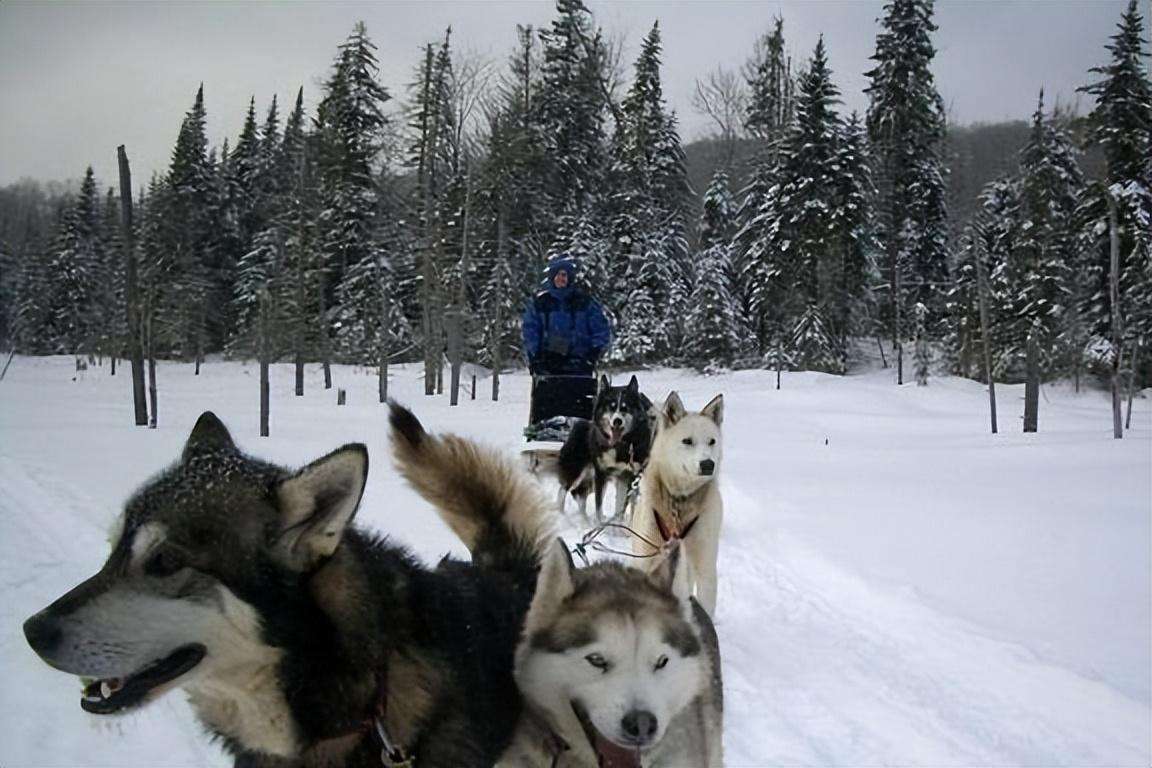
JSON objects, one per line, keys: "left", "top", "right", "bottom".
{"left": 684, "top": 169, "right": 739, "bottom": 371}
{"left": 162, "top": 85, "right": 218, "bottom": 360}
{"left": 734, "top": 16, "right": 794, "bottom": 351}
{"left": 1005, "top": 91, "right": 1084, "bottom": 373}
{"left": 1077, "top": 0, "right": 1152, "bottom": 381}
{"left": 228, "top": 98, "right": 264, "bottom": 262}
{"left": 913, "top": 301, "right": 930, "bottom": 385}
{"left": 97, "top": 187, "right": 127, "bottom": 363}
{"left": 45, "top": 167, "right": 102, "bottom": 356}
{"left": 13, "top": 209, "right": 57, "bottom": 354}
{"left": 736, "top": 37, "right": 854, "bottom": 372}
{"left": 744, "top": 16, "right": 794, "bottom": 141}
{"left": 865, "top": 0, "right": 949, "bottom": 365}
{"left": 834, "top": 111, "right": 879, "bottom": 353}
{"left": 611, "top": 22, "right": 692, "bottom": 364}
{"left": 535, "top": 0, "right": 610, "bottom": 214}
{"left": 316, "top": 21, "right": 390, "bottom": 350}
{"left": 944, "top": 220, "right": 981, "bottom": 378}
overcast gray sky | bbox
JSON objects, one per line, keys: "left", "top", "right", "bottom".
{"left": 0, "top": 0, "right": 1133, "bottom": 188}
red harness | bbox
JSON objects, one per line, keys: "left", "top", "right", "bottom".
{"left": 653, "top": 509, "right": 700, "bottom": 542}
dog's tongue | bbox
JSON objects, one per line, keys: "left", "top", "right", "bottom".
{"left": 593, "top": 733, "right": 642, "bottom": 768}
{"left": 609, "top": 426, "right": 623, "bottom": 444}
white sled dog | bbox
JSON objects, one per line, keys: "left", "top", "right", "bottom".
{"left": 631, "top": 392, "right": 724, "bottom": 615}
{"left": 503, "top": 539, "right": 723, "bottom": 768}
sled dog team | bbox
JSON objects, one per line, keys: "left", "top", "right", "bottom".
{"left": 24, "top": 376, "right": 726, "bottom": 767}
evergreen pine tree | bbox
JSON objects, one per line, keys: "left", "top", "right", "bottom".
{"left": 684, "top": 170, "right": 739, "bottom": 370}
{"left": 45, "top": 167, "right": 102, "bottom": 355}
{"left": 611, "top": 21, "right": 691, "bottom": 363}
{"left": 865, "top": 0, "right": 949, "bottom": 346}
{"left": 1077, "top": 0, "right": 1152, "bottom": 373}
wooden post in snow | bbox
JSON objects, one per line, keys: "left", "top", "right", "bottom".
{"left": 337, "top": 388, "right": 346, "bottom": 406}
{"left": 974, "top": 229, "right": 997, "bottom": 434}
{"left": 1107, "top": 191, "right": 1123, "bottom": 439}
{"left": 117, "top": 146, "right": 148, "bottom": 426}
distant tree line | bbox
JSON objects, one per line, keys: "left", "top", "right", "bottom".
{"left": 0, "top": 0, "right": 1147, "bottom": 392}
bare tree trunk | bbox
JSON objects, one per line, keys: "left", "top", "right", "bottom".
{"left": 259, "top": 290, "right": 270, "bottom": 437}
{"left": 1107, "top": 192, "right": 1123, "bottom": 439}
{"left": 1023, "top": 325, "right": 1039, "bottom": 433}
{"left": 118, "top": 146, "right": 148, "bottom": 426}
{"left": 417, "top": 45, "right": 437, "bottom": 398}
{"left": 317, "top": 283, "right": 331, "bottom": 390}
{"left": 0, "top": 348, "right": 16, "bottom": 381}
{"left": 295, "top": 350, "right": 304, "bottom": 397}
{"left": 110, "top": 355, "right": 116, "bottom": 376}
{"left": 491, "top": 205, "right": 505, "bottom": 402}
{"left": 194, "top": 304, "right": 204, "bottom": 376}
{"left": 447, "top": 172, "right": 472, "bottom": 408}
{"left": 875, "top": 333, "right": 888, "bottom": 368}
{"left": 378, "top": 353, "right": 388, "bottom": 404}
{"left": 1125, "top": 340, "right": 1139, "bottom": 430}
{"left": 975, "top": 234, "right": 997, "bottom": 434}
{"left": 145, "top": 295, "right": 157, "bottom": 430}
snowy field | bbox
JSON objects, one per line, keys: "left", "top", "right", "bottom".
{"left": 1, "top": 355, "right": 1149, "bottom": 767}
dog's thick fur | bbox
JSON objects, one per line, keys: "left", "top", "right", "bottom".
{"left": 557, "top": 375, "right": 654, "bottom": 521}
{"left": 394, "top": 409, "right": 723, "bottom": 767}
{"left": 631, "top": 393, "right": 725, "bottom": 615}
{"left": 501, "top": 541, "right": 724, "bottom": 767}
{"left": 23, "top": 408, "right": 550, "bottom": 767}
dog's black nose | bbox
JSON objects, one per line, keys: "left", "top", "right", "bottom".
{"left": 612, "top": 416, "right": 624, "bottom": 427}
{"left": 23, "top": 613, "right": 62, "bottom": 656}
{"left": 621, "top": 710, "right": 658, "bottom": 742}
{"left": 699, "top": 458, "right": 715, "bottom": 475}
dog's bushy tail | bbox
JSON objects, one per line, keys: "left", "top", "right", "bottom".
{"left": 389, "top": 402, "right": 554, "bottom": 570}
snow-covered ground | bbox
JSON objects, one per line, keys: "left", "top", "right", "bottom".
{"left": 1, "top": 356, "right": 1149, "bottom": 766}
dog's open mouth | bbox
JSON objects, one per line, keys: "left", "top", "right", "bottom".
{"left": 571, "top": 700, "right": 644, "bottom": 768}
{"left": 80, "top": 644, "right": 206, "bottom": 715}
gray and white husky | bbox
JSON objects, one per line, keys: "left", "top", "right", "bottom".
{"left": 631, "top": 392, "right": 725, "bottom": 615}
{"left": 501, "top": 540, "right": 724, "bottom": 767}
{"left": 22, "top": 408, "right": 550, "bottom": 767}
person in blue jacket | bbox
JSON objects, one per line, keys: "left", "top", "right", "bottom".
{"left": 522, "top": 257, "right": 611, "bottom": 375}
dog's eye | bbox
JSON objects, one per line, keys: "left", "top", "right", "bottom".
{"left": 585, "top": 653, "right": 611, "bottom": 672}
{"left": 708, "top": 438, "right": 716, "bottom": 446}
{"left": 145, "top": 547, "right": 186, "bottom": 578}
{"left": 681, "top": 437, "right": 694, "bottom": 446}
{"left": 654, "top": 655, "right": 669, "bottom": 671}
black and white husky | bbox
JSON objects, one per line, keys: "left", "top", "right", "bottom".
{"left": 557, "top": 375, "right": 654, "bottom": 521}
{"left": 23, "top": 407, "right": 551, "bottom": 767}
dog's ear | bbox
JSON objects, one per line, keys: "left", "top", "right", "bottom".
{"left": 701, "top": 394, "right": 724, "bottom": 426}
{"left": 182, "top": 411, "right": 236, "bottom": 462}
{"left": 627, "top": 375, "right": 639, "bottom": 393}
{"left": 599, "top": 374, "right": 611, "bottom": 393}
{"left": 650, "top": 541, "right": 692, "bottom": 602}
{"left": 531, "top": 538, "right": 576, "bottom": 610}
{"left": 272, "top": 444, "right": 368, "bottom": 571}
{"left": 663, "top": 392, "right": 686, "bottom": 426}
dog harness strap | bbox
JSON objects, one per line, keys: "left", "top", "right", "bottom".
{"left": 373, "top": 669, "right": 415, "bottom": 768}
{"left": 653, "top": 509, "right": 700, "bottom": 542}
